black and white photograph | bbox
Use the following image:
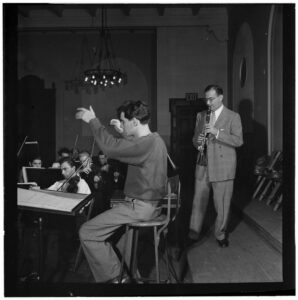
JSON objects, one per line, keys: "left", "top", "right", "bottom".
{"left": 3, "top": 1, "right": 295, "bottom": 297}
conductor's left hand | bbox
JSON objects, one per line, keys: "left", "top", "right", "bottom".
{"left": 76, "top": 106, "right": 96, "bottom": 123}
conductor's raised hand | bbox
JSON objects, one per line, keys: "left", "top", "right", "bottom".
{"left": 110, "top": 119, "right": 124, "bottom": 134}
{"left": 76, "top": 106, "right": 96, "bottom": 123}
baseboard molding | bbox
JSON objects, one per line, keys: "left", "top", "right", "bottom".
{"left": 232, "top": 205, "right": 282, "bottom": 254}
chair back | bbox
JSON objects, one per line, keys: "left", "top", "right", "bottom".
{"left": 268, "top": 150, "right": 282, "bottom": 170}
{"left": 155, "top": 174, "right": 181, "bottom": 238}
{"left": 165, "top": 174, "right": 181, "bottom": 224}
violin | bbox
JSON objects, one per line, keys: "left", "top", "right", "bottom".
{"left": 58, "top": 157, "right": 90, "bottom": 193}
{"left": 61, "top": 175, "right": 80, "bottom": 193}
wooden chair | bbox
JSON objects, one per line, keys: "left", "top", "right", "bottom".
{"left": 119, "top": 175, "right": 181, "bottom": 283}
{"left": 266, "top": 170, "right": 282, "bottom": 206}
{"left": 252, "top": 151, "right": 282, "bottom": 200}
{"left": 273, "top": 194, "right": 283, "bottom": 211}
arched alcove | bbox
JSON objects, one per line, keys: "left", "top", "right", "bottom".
{"left": 232, "top": 22, "right": 254, "bottom": 123}
{"left": 269, "top": 5, "right": 283, "bottom": 152}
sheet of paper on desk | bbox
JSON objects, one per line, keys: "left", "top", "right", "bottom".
{"left": 17, "top": 188, "right": 86, "bottom": 212}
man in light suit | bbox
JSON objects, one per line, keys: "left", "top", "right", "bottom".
{"left": 189, "top": 84, "right": 243, "bottom": 247}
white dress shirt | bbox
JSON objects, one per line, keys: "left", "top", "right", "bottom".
{"left": 48, "top": 177, "right": 91, "bottom": 195}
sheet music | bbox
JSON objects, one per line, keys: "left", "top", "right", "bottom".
{"left": 17, "top": 188, "right": 87, "bottom": 212}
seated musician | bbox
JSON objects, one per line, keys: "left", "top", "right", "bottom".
{"left": 18, "top": 156, "right": 43, "bottom": 183}
{"left": 95, "top": 151, "right": 113, "bottom": 185}
{"left": 48, "top": 157, "right": 91, "bottom": 194}
{"left": 58, "top": 147, "right": 71, "bottom": 159}
{"left": 78, "top": 150, "right": 99, "bottom": 192}
{"left": 109, "top": 159, "right": 127, "bottom": 191}
{"left": 51, "top": 162, "right": 60, "bottom": 169}
{"left": 51, "top": 147, "right": 71, "bottom": 168}
{"left": 78, "top": 150, "right": 113, "bottom": 217}
{"left": 96, "top": 151, "right": 127, "bottom": 190}
{"left": 29, "top": 156, "right": 43, "bottom": 168}
{"left": 71, "top": 147, "right": 80, "bottom": 161}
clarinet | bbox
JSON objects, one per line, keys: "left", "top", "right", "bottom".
{"left": 197, "top": 108, "right": 211, "bottom": 166}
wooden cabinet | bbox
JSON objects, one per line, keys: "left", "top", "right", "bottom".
{"left": 169, "top": 98, "right": 207, "bottom": 240}
{"left": 169, "top": 98, "right": 207, "bottom": 172}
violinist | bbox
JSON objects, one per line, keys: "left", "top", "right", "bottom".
{"left": 51, "top": 147, "right": 71, "bottom": 169}
{"left": 71, "top": 147, "right": 80, "bottom": 161}
{"left": 78, "top": 150, "right": 99, "bottom": 192}
{"left": 58, "top": 147, "right": 71, "bottom": 159}
{"left": 47, "top": 157, "right": 91, "bottom": 194}
{"left": 95, "top": 151, "right": 113, "bottom": 187}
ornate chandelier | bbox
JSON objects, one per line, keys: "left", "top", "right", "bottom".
{"left": 84, "top": 8, "right": 127, "bottom": 89}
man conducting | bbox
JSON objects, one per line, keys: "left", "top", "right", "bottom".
{"left": 76, "top": 100, "right": 168, "bottom": 283}
{"left": 189, "top": 84, "right": 243, "bottom": 248}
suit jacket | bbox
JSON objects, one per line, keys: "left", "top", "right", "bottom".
{"left": 193, "top": 106, "right": 243, "bottom": 182}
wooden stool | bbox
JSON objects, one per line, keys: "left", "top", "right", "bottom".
{"left": 119, "top": 175, "right": 181, "bottom": 283}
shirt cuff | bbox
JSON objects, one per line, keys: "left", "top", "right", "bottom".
{"left": 89, "top": 117, "right": 102, "bottom": 128}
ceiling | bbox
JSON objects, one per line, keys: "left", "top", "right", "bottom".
{"left": 16, "top": 4, "right": 228, "bottom": 36}
{"left": 17, "top": 4, "right": 226, "bottom": 18}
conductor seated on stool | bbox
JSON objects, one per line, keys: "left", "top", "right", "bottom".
{"left": 188, "top": 84, "right": 243, "bottom": 248}
{"left": 75, "top": 100, "right": 168, "bottom": 283}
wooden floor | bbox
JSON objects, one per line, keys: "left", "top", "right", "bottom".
{"left": 187, "top": 212, "right": 282, "bottom": 283}
{"left": 186, "top": 179, "right": 283, "bottom": 284}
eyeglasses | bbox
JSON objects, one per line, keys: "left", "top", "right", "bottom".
{"left": 204, "top": 96, "right": 219, "bottom": 103}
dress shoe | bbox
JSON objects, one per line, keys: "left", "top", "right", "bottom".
{"left": 185, "top": 237, "right": 197, "bottom": 248}
{"left": 105, "top": 274, "right": 131, "bottom": 284}
{"left": 216, "top": 238, "right": 229, "bottom": 248}
{"left": 188, "top": 230, "right": 199, "bottom": 241}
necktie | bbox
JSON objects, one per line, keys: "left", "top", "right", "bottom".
{"left": 210, "top": 111, "right": 216, "bottom": 126}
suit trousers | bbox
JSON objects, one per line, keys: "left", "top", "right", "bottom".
{"left": 189, "top": 164, "right": 234, "bottom": 241}
{"left": 79, "top": 198, "right": 161, "bottom": 282}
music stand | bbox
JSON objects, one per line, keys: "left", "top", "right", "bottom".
{"left": 22, "top": 167, "right": 63, "bottom": 189}
{"left": 18, "top": 141, "right": 40, "bottom": 167}
{"left": 17, "top": 182, "right": 38, "bottom": 189}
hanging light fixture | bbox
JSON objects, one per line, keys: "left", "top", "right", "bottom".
{"left": 65, "top": 35, "right": 92, "bottom": 93}
{"left": 84, "top": 8, "right": 127, "bottom": 89}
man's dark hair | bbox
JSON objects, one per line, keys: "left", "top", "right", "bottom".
{"left": 79, "top": 150, "right": 90, "bottom": 156}
{"left": 31, "top": 156, "right": 42, "bottom": 163}
{"left": 117, "top": 100, "right": 150, "bottom": 124}
{"left": 204, "top": 84, "right": 223, "bottom": 96}
{"left": 59, "top": 157, "right": 76, "bottom": 168}
{"left": 98, "top": 150, "right": 105, "bottom": 156}
{"left": 58, "top": 147, "right": 71, "bottom": 156}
